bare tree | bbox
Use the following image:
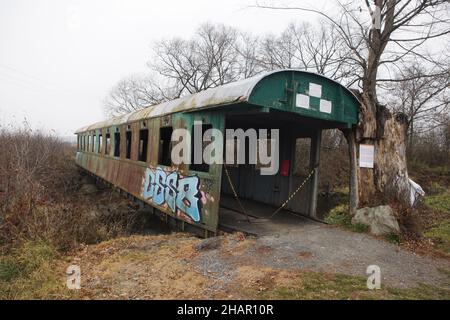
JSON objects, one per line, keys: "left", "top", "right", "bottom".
{"left": 235, "top": 32, "right": 264, "bottom": 78}
{"left": 151, "top": 23, "right": 243, "bottom": 96}
{"left": 106, "top": 21, "right": 361, "bottom": 117}
{"left": 256, "top": 0, "right": 450, "bottom": 210}
{"left": 258, "top": 29, "right": 297, "bottom": 69}
{"left": 258, "top": 22, "right": 359, "bottom": 85}
{"left": 103, "top": 74, "right": 174, "bottom": 117}
{"left": 104, "top": 24, "right": 260, "bottom": 117}
{"left": 387, "top": 62, "right": 450, "bottom": 149}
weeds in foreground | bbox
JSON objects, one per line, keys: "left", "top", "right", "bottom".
{"left": 324, "top": 204, "right": 369, "bottom": 233}
{"left": 258, "top": 271, "right": 450, "bottom": 300}
{"left": 424, "top": 220, "right": 450, "bottom": 254}
{"left": 424, "top": 192, "right": 450, "bottom": 214}
{"left": 0, "top": 241, "right": 75, "bottom": 299}
{"left": 421, "top": 180, "right": 450, "bottom": 254}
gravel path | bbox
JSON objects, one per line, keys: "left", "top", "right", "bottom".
{"left": 193, "top": 221, "right": 450, "bottom": 289}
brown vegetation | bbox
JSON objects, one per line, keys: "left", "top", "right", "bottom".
{"left": 0, "top": 127, "right": 144, "bottom": 253}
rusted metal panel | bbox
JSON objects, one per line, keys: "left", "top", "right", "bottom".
{"left": 75, "top": 109, "right": 225, "bottom": 233}
{"left": 76, "top": 154, "right": 221, "bottom": 232}
{"left": 130, "top": 121, "right": 139, "bottom": 162}
{"left": 148, "top": 119, "right": 159, "bottom": 165}
{"left": 120, "top": 125, "right": 126, "bottom": 161}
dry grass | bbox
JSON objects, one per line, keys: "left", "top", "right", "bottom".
{"left": 0, "top": 126, "right": 148, "bottom": 299}
{"left": 0, "top": 127, "right": 144, "bottom": 252}
{"left": 70, "top": 234, "right": 209, "bottom": 299}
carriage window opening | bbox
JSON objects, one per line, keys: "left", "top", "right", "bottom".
{"left": 190, "top": 123, "right": 212, "bottom": 172}
{"left": 138, "top": 129, "right": 148, "bottom": 162}
{"left": 159, "top": 127, "right": 173, "bottom": 166}
{"left": 105, "top": 133, "right": 110, "bottom": 155}
{"left": 125, "top": 131, "right": 132, "bottom": 159}
{"left": 114, "top": 132, "right": 120, "bottom": 157}
{"left": 92, "top": 135, "right": 96, "bottom": 152}
{"left": 87, "top": 135, "right": 91, "bottom": 152}
{"left": 293, "top": 138, "right": 311, "bottom": 176}
{"left": 256, "top": 130, "right": 272, "bottom": 170}
{"left": 83, "top": 135, "right": 86, "bottom": 151}
{"left": 98, "top": 134, "right": 102, "bottom": 153}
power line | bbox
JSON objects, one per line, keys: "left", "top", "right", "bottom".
{"left": 0, "top": 63, "right": 76, "bottom": 95}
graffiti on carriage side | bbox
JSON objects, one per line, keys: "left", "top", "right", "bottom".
{"left": 141, "top": 167, "right": 201, "bottom": 222}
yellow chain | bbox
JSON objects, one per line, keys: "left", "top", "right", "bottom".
{"left": 269, "top": 167, "right": 316, "bottom": 218}
{"left": 223, "top": 164, "right": 252, "bottom": 223}
{"left": 223, "top": 164, "right": 317, "bottom": 221}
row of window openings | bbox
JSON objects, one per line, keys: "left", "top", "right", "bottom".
{"left": 78, "top": 127, "right": 312, "bottom": 175}
{"left": 78, "top": 125, "right": 211, "bottom": 172}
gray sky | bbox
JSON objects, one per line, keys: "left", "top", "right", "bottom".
{"left": 0, "top": 0, "right": 331, "bottom": 136}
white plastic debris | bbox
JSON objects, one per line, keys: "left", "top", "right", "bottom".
{"left": 409, "top": 178, "right": 425, "bottom": 207}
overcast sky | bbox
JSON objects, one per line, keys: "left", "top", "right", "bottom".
{"left": 0, "top": 0, "right": 334, "bottom": 137}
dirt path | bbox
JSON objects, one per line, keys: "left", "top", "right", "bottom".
{"left": 70, "top": 221, "right": 450, "bottom": 299}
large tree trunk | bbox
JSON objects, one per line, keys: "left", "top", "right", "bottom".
{"left": 355, "top": 91, "right": 411, "bottom": 209}
{"left": 352, "top": 0, "right": 411, "bottom": 210}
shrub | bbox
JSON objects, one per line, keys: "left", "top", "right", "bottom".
{"left": 0, "top": 126, "right": 144, "bottom": 253}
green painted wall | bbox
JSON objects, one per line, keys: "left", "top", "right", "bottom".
{"left": 248, "top": 70, "right": 359, "bottom": 126}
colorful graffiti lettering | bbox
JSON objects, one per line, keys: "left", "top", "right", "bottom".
{"left": 142, "top": 167, "right": 201, "bottom": 222}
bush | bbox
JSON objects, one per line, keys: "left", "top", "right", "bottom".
{"left": 0, "top": 126, "right": 144, "bottom": 253}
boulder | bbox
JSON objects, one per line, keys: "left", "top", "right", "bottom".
{"left": 352, "top": 205, "right": 400, "bottom": 236}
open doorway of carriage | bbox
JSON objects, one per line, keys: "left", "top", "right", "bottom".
{"left": 218, "top": 110, "right": 345, "bottom": 233}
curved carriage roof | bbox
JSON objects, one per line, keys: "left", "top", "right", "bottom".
{"left": 75, "top": 69, "right": 360, "bottom": 133}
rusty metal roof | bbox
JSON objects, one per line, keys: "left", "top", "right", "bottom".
{"left": 75, "top": 69, "right": 359, "bottom": 133}
{"left": 75, "top": 72, "right": 268, "bottom": 133}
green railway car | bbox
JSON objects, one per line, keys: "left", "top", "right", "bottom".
{"left": 75, "top": 69, "right": 360, "bottom": 237}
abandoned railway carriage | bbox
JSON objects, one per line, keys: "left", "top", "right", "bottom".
{"left": 75, "top": 69, "right": 360, "bottom": 237}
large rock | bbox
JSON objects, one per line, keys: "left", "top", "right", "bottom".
{"left": 352, "top": 205, "right": 400, "bottom": 236}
